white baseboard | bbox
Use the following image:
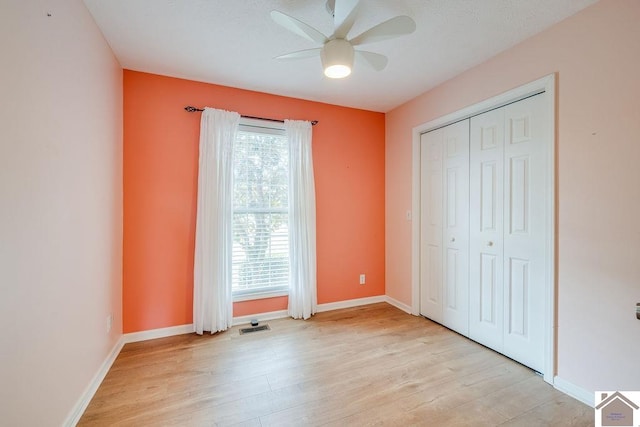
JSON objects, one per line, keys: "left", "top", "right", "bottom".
{"left": 121, "top": 312, "right": 293, "bottom": 341}
{"left": 64, "top": 336, "right": 124, "bottom": 427}
{"left": 123, "top": 324, "right": 194, "bottom": 344}
{"left": 385, "top": 296, "right": 413, "bottom": 314}
{"left": 234, "top": 296, "right": 406, "bottom": 322}
{"left": 554, "top": 376, "right": 594, "bottom": 407}
{"left": 233, "top": 295, "right": 404, "bottom": 321}
{"left": 233, "top": 309, "right": 289, "bottom": 326}
{"left": 122, "top": 297, "right": 401, "bottom": 342}
{"left": 316, "top": 295, "right": 386, "bottom": 312}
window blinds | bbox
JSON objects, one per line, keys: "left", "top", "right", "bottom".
{"left": 232, "top": 128, "right": 289, "bottom": 294}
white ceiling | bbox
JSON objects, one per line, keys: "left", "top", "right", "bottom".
{"left": 83, "top": 0, "right": 597, "bottom": 112}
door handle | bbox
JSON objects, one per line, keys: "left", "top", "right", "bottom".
{"left": 451, "top": 237, "right": 456, "bottom": 242}
{"left": 487, "top": 241, "right": 494, "bottom": 247}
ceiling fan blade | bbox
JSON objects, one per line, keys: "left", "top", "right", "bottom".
{"left": 355, "top": 50, "right": 388, "bottom": 71}
{"left": 270, "top": 10, "right": 328, "bottom": 44}
{"left": 349, "top": 15, "right": 416, "bottom": 46}
{"left": 275, "top": 48, "right": 322, "bottom": 60}
{"left": 333, "top": 0, "right": 360, "bottom": 39}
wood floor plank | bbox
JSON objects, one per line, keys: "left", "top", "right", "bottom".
{"left": 79, "top": 303, "right": 592, "bottom": 426}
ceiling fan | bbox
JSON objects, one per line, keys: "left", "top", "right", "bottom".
{"left": 271, "top": 0, "right": 416, "bottom": 79}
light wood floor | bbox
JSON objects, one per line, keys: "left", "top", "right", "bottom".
{"left": 79, "top": 303, "right": 593, "bottom": 426}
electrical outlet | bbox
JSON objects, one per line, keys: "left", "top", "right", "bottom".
{"left": 106, "top": 314, "right": 113, "bottom": 333}
{"left": 359, "top": 274, "right": 366, "bottom": 285}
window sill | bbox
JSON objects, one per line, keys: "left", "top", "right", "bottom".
{"left": 233, "top": 289, "right": 289, "bottom": 302}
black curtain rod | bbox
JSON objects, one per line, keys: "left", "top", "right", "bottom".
{"left": 184, "top": 106, "right": 318, "bottom": 126}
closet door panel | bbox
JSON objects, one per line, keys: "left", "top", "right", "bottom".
{"left": 502, "top": 94, "right": 548, "bottom": 373}
{"left": 420, "top": 129, "right": 444, "bottom": 322}
{"left": 442, "top": 120, "right": 470, "bottom": 335}
{"left": 469, "top": 108, "right": 505, "bottom": 352}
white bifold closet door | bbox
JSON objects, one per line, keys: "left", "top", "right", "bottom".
{"left": 469, "top": 93, "right": 548, "bottom": 373}
{"left": 420, "top": 93, "right": 549, "bottom": 374}
{"left": 420, "top": 120, "right": 469, "bottom": 335}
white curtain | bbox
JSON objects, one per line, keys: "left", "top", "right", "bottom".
{"left": 286, "top": 120, "right": 317, "bottom": 320}
{"left": 193, "top": 108, "right": 240, "bottom": 334}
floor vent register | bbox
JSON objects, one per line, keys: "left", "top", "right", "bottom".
{"left": 239, "top": 324, "right": 270, "bottom": 335}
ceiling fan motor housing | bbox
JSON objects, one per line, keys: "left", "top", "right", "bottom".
{"left": 321, "top": 39, "right": 354, "bottom": 78}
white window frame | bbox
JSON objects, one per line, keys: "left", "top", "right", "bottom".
{"left": 232, "top": 118, "right": 289, "bottom": 302}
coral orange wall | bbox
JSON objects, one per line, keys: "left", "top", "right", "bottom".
{"left": 124, "top": 70, "right": 385, "bottom": 333}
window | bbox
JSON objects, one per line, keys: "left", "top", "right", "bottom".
{"left": 232, "top": 120, "right": 289, "bottom": 300}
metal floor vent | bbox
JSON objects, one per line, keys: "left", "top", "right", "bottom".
{"left": 239, "top": 324, "right": 270, "bottom": 335}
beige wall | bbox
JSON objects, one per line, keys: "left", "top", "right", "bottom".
{"left": 0, "top": 0, "right": 122, "bottom": 424}
{"left": 386, "top": 0, "right": 640, "bottom": 395}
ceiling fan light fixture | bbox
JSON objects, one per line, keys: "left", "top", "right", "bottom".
{"left": 324, "top": 64, "right": 351, "bottom": 79}
{"left": 321, "top": 39, "right": 354, "bottom": 78}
